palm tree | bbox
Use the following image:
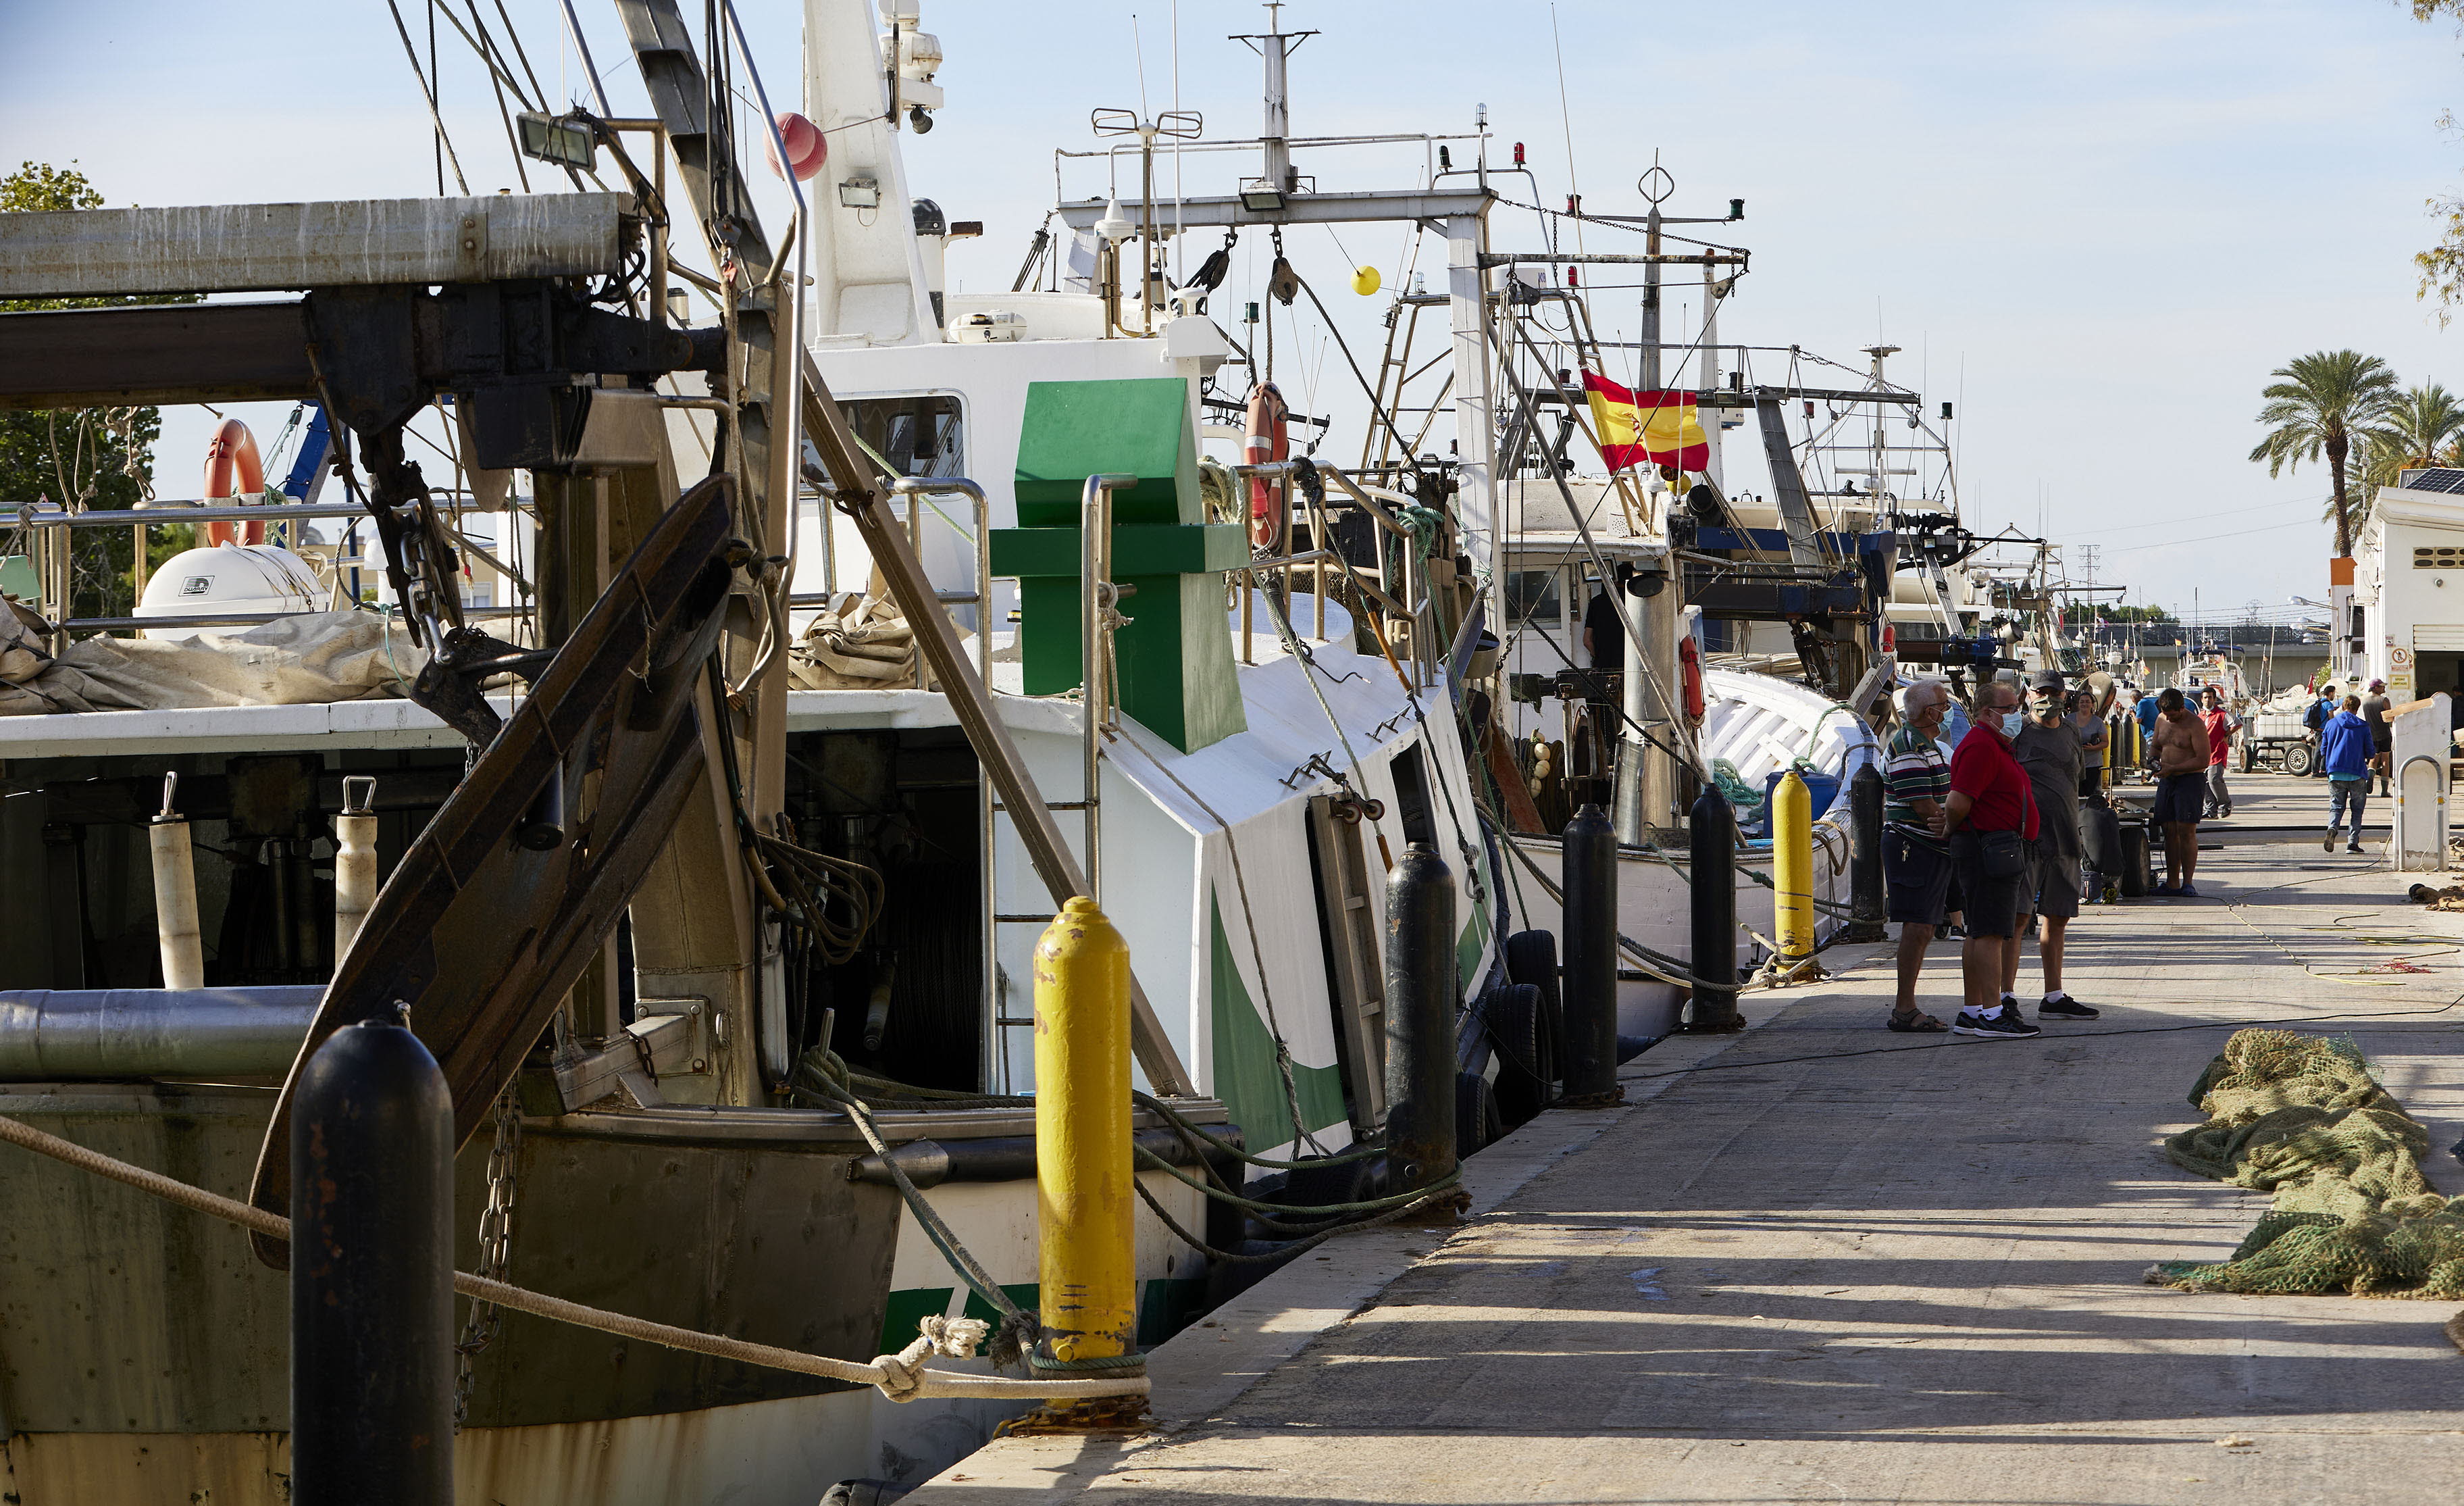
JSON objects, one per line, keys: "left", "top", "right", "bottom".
{"left": 2351, "top": 383, "right": 2464, "bottom": 530}
{"left": 2249, "top": 351, "right": 2401, "bottom": 557}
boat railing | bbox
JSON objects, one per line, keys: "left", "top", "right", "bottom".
{"left": 11, "top": 497, "right": 520, "bottom": 647}
{"left": 1223, "top": 458, "right": 1435, "bottom": 691}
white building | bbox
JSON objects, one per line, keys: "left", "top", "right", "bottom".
{"left": 2344, "top": 468, "right": 2464, "bottom": 703}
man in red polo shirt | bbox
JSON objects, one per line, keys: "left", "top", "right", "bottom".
{"left": 1943, "top": 677, "right": 2042, "bottom": 1039}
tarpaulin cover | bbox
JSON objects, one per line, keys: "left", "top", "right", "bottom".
{"left": 0, "top": 603, "right": 426, "bottom": 716}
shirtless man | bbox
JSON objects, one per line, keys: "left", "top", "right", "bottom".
{"left": 2149, "top": 687, "right": 2208, "bottom": 897}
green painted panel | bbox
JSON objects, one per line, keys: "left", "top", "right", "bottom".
{"left": 878, "top": 1286, "right": 955, "bottom": 1355}
{"left": 1456, "top": 899, "right": 1492, "bottom": 993}
{"left": 1208, "top": 899, "right": 1348, "bottom": 1150}
{"left": 0, "top": 555, "right": 34, "bottom": 602}
{"left": 989, "top": 521, "right": 1249, "bottom": 578}
{"left": 1013, "top": 378, "right": 1195, "bottom": 525}
{"left": 958, "top": 1280, "right": 1043, "bottom": 1328}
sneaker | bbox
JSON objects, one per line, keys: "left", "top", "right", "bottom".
{"left": 1952, "top": 1005, "right": 2043, "bottom": 1039}
{"left": 2151, "top": 884, "right": 2181, "bottom": 896}
{"left": 2040, "top": 993, "right": 2101, "bottom": 1019}
{"left": 2178, "top": 882, "right": 2199, "bottom": 898}
{"left": 2324, "top": 830, "right": 2339, "bottom": 852}
{"left": 2346, "top": 843, "right": 2363, "bottom": 854}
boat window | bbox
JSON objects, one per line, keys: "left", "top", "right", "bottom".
{"left": 839, "top": 394, "right": 964, "bottom": 477}
{"left": 1503, "top": 568, "right": 1563, "bottom": 625}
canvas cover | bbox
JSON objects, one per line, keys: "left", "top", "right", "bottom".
{"left": 0, "top": 603, "right": 426, "bottom": 716}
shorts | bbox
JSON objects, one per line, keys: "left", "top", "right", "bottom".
{"left": 1948, "top": 830, "right": 2025, "bottom": 939}
{"left": 2024, "top": 841, "right": 2081, "bottom": 920}
{"left": 2152, "top": 772, "right": 2205, "bottom": 826}
{"left": 1882, "top": 827, "right": 1952, "bottom": 928}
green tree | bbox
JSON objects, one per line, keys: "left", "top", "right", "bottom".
{"left": 0, "top": 160, "right": 195, "bottom": 623}
{"left": 2353, "top": 382, "right": 2464, "bottom": 522}
{"left": 2247, "top": 350, "right": 2400, "bottom": 559}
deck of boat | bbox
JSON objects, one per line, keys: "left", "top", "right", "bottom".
{"left": 903, "top": 772, "right": 2464, "bottom": 1504}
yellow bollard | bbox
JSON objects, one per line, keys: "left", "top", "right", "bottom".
{"left": 1032, "top": 895, "right": 1139, "bottom": 1405}
{"left": 1772, "top": 770, "right": 1815, "bottom": 965}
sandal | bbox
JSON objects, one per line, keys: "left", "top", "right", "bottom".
{"left": 1888, "top": 1008, "right": 1948, "bottom": 1033}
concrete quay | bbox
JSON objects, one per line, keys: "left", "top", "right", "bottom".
{"left": 907, "top": 774, "right": 2464, "bottom": 1505}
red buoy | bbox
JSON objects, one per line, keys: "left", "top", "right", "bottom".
{"left": 765, "top": 111, "right": 827, "bottom": 182}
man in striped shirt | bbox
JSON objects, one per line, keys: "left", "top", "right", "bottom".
{"left": 1881, "top": 678, "right": 1955, "bottom": 1031}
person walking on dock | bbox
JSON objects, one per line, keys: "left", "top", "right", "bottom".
{"left": 2359, "top": 678, "right": 2393, "bottom": 798}
{"left": 2011, "top": 672, "right": 2098, "bottom": 1020}
{"left": 2321, "top": 694, "right": 2375, "bottom": 853}
{"left": 2198, "top": 686, "right": 2240, "bottom": 819}
{"left": 2150, "top": 688, "right": 2207, "bottom": 896}
{"left": 2303, "top": 684, "right": 2337, "bottom": 778}
{"left": 1943, "top": 678, "right": 2043, "bottom": 1039}
{"left": 1880, "top": 678, "right": 1955, "bottom": 1032}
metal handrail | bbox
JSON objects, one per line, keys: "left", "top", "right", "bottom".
{"left": 1079, "top": 474, "right": 1139, "bottom": 901}
{"left": 63, "top": 604, "right": 530, "bottom": 633}
{"left": 17, "top": 501, "right": 370, "bottom": 528}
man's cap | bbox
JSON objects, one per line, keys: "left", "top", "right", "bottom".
{"left": 2028, "top": 669, "right": 2064, "bottom": 691}
{"left": 2370, "top": 678, "right": 2387, "bottom": 691}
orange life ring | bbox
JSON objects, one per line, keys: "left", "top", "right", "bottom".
{"left": 201, "top": 418, "right": 265, "bottom": 547}
{"left": 1243, "top": 383, "right": 1289, "bottom": 549}
{"left": 1678, "top": 634, "right": 1707, "bottom": 722}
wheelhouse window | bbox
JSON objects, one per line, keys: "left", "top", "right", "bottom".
{"left": 1503, "top": 568, "right": 1564, "bottom": 625}
{"left": 840, "top": 394, "right": 964, "bottom": 477}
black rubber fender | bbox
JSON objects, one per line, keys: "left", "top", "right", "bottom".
{"left": 1456, "top": 1069, "right": 1504, "bottom": 1160}
{"left": 1485, "top": 982, "right": 1554, "bottom": 1128}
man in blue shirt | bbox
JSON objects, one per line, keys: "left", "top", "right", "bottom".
{"left": 2320, "top": 694, "right": 2376, "bottom": 853}
{"left": 2132, "top": 689, "right": 2160, "bottom": 770}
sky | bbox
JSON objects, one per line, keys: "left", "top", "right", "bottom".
{"left": 9, "top": 0, "right": 2464, "bottom": 623}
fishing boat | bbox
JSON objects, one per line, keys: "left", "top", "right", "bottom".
{"left": 0, "top": 3, "right": 1955, "bottom": 1500}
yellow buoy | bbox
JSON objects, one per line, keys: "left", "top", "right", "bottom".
{"left": 1351, "top": 264, "right": 1382, "bottom": 297}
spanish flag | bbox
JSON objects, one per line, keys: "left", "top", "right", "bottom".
{"left": 1582, "top": 371, "right": 1708, "bottom": 472}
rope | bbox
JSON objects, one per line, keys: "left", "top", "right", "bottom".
{"left": 1133, "top": 1145, "right": 1457, "bottom": 1216}
{"left": 0, "top": 1111, "right": 1139, "bottom": 1403}
{"left": 1131, "top": 1171, "right": 1466, "bottom": 1265}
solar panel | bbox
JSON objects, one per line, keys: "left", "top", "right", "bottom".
{"left": 2401, "top": 467, "right": 2464, "bottom": 494}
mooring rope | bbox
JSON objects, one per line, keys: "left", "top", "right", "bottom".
{"left": 0, "top": 1112, "right": 1144, "bottom": 1404}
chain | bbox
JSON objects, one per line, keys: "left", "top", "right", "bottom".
{"left": 452, "top": 1084, "right": 523, "bottom": 1428}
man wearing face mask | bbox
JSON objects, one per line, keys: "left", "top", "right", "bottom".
{"left": 1941, "top": 678, "right": 2043, "bottom": 1038}
{"left": 1880, "top": 679, "right": 1956, "bottom": 1032}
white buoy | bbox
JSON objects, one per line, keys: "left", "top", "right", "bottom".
{"left": 334, "top": 776, "right": 379, "bottom": 963}
{"left": 149, "top": 773, "right": 205, "bottom": 990}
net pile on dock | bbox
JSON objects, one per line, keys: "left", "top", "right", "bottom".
{"left": 2149, "top": 1028, "right": 2464, "bottom": 1299}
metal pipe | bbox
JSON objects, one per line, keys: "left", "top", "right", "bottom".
{"left": 334, "top": 775, "right": 379, "bottom": 965}
{"left": 18, "top": 501, "right": 369, "bottom": 527}
{"left": 66, "top": 605, "right": 531, "bottom": 632}
{"left": 1686, "top": 788, "right": 1743, "bottom": 1030}
{"left": 290, "top": 1015, "right": 455, "bottom": 1505}
{"left": 1033, "top": 897, "right": 1141, "bottom": 1402}
{"left": 0, "top": 987, "right": 324, "bottom": 1078}
{"left": 148, "top": 774, "right": 204, "bottom": 991}
{"left": 1383, "top": 841, "right": 1458, "bottom": 1190}
{"left": 1846, "top": 764, "right": 1887, "bottom": 942}
{"left": 1081, "top": 474, "right": 1137, "bottom": 901}
{"left": 1558, "top": 804, "right": 1619, "bottom": 1105}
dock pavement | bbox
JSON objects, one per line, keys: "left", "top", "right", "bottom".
{"left": 905, "top": 772, "right": 2462, "bottom": 1505}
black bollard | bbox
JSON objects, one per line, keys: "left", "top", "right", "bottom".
{"left": 1686, "top": 786, "right": 1743, "bottom": 1032}
{"left": 1383, "top": 842, "right": 1458, "bottom": 1193}
{"left": 1560, "top": 804, "right": 1621, "bottom": 1105}
{"left": 292, "top": 1012, "right": 455, "bottom": 1505}
{"left": 1845, "top": 763, "right": 1887, "bottom": 942}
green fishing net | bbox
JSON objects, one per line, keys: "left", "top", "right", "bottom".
{"left": 2149, "top": 1029, "right": 2464, "bottom": 1299}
